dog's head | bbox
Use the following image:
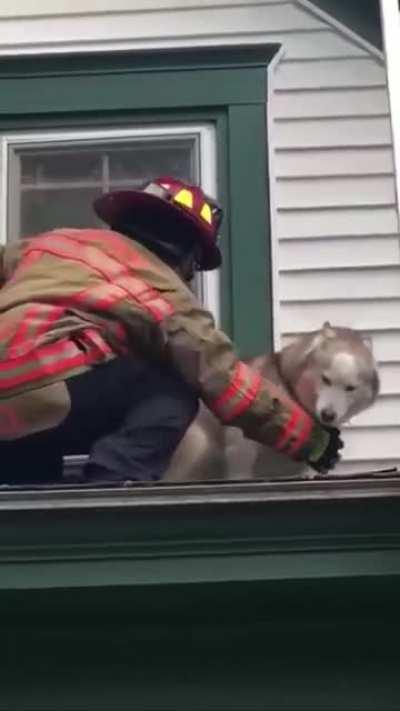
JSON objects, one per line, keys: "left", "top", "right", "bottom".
{"left": 280, "top": 323, "right": 379, "bottom": 426}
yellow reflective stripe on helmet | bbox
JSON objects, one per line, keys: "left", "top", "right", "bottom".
{"left": 200, "top": 203, "right": 212, "bottom": 224}
{"left": 174, "top": 189, "right": 193, "bottom": 209}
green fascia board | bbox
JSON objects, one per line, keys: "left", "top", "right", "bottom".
{"left": 0, "top": 481, "right": 400, "bottom": 592}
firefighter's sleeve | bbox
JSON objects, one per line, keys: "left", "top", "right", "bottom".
{"left": 159, "top": 293, "right": 330, "bottom": 464}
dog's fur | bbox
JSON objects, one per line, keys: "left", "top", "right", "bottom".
{"left": 164, "top": 323, "right": 380, "bottom": 482}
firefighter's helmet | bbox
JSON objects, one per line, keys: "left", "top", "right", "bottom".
{"left": 93, "top": 176, "right": 223, "bottom": 271}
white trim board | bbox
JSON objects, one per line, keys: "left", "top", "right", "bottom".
{"left": 267, "top": 46, "right": 286, "bottom": 350}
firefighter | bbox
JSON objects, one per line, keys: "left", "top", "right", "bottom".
{"left": 0, "top": 177, "right": 342, "bottom": 484}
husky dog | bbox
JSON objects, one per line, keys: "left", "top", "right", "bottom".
{"left": 165, "top": 323, "right": 380, "bottom": 482}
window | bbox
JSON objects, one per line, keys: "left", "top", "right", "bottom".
{"left": 0, "top": 45, "right": 276, "bottom": 490}
{"left": 3, "top": 124, "right": 220, "bottom": 322}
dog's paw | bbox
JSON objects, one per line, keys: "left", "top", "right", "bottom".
{"left": 302, "top": 466, "right": 319, "bottom": 480}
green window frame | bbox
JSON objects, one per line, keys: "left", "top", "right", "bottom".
{"left": 0, "top": 44, "right": 279, "bottom": 356}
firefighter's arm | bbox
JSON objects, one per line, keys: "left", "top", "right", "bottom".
{"left": 160, "top": 296, "right": 343, "bottom": 471}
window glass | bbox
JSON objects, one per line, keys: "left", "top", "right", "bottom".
{"left": 10, "top": 137, "right": 197, "bottom": 238}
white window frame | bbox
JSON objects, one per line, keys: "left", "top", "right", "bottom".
{"left": 0, "top": 122, "right": 220, "bottom": 324}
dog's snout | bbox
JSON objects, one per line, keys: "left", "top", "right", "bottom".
{"left": 320, "top": 408, "right": 336, "bottom": 424}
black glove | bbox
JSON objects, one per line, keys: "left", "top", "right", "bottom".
{"left": 308, "top": 427, "right": 344, "bottom": 475}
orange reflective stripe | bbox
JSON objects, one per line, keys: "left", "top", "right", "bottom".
{"left": 227, "top": 371, "right": 262, "bottom": 421}
{"left": 73, "top": 283, "right": 127, "bottom": 311}
{"left": 72, "top": 279, "right": 173, "bottom": 323}
{"left": 8, "top": 304, "right": 42, "bottom": 356}
{"left": 211, "top": 362, "right": 245, "bottom": 415}
{"left": 287, "top": 413, "right": 313, "bottom": 456}
{"left": 26, "top": 235, "right": 124, "bottom": 281}
{"left": 0, "top": 334, "right": 109, "bottom": 390}
{"left": 78, "top": 328, "right": 113, "bottom": 357}
{"left": 211, "top": 361, "right": 261, "bottom": 423}
{"left": 111, "top": 281, "right": 174, "bottom": 321}
{"left": 275, "top": 408, "right": 301, "bottom": 452}
{"left": 8, "top": 249, "right": 43, "bottom": 284}
{"left": 0, "top": 340, "right": 85, "bottom": 389}
{"left": 29, "top": 233, "right": 174, "bottom": 323}
{"left": 58, "top": 229, "right": 150, "bottom": 272}
{"left": 111, "top": 274, "right": 174, "bottom": 322}
{"left": 7, "top": 304, "right": 65, "bottom": 359}
{"left": 144, "top": 295, "right": 174, "bottom": 321}
{"left": 275, "top": 406, "right": 313, "bottom": 456}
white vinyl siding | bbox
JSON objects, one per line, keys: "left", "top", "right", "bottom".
{"left": 276, "top": 176, "right": 396, "bottom": 208}
{"left": 280, "top": 266, "right": 400, "bottom": 301}
{"left": 275, "top": 58, "right": 387, "bottom": 90}
{"left": 274, "top": 88, "right": 390, "bottom": 118}
{"left": 274, "top": 117, "right": 392, "bottom": 149}
{"left": 279, "top": 235, "right": 400, "bottom": 269}
{"left": 0, "top": 0, "right": 399, "bottom": 475}
{"left": 275, "top": 146, "right": 395, "bottom": 177}
{"left": 277, "top": 206, "right": 399, "bottom": 239}
{"left": 266, "top": 4, "right": 400, "bottom": 473}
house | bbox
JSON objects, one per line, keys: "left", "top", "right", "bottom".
{"left": 0, "top": 0, "right": 398, "bottom": 475}
{"left": 0, "top": 2, "right": 399, "bottom": 710}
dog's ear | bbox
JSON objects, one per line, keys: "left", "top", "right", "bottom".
{"left": 322, "top": 321, "right": 336, "bottom": 339}
{"left": 362, "top": 334, "right": 374, "bottom": 352}
{"left": 302, "top": 323, "right": 336, "bottom": 358}
{"left": 281, "top": 323, "right": 336, "bottom": 375}
{"left": 302, "top": 332, "right": 324, "bottom": 358}
{"left": 282, "top": 329, "right": 322, "bottom": 368}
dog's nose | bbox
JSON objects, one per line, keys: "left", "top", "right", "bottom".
{"left": 321, "top": 408, "right": 336, "bottom": 424}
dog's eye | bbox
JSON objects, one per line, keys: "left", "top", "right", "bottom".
{"left": 322, "top": 375, "right": 332, "bottom": 386}
{"left": 345, "top": 385, "right": 356, "bottom": 392}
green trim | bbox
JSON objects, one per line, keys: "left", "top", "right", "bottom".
{"left": 1, "top": 67, "right": 268, "bottom": 115}
{"left": 227, "top": 103, "right": 272, "bottom": 353}
{"left": 0, "top": 482, "right": 400, "bottom": 591}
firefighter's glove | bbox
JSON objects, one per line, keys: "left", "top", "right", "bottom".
{"left": 307, "top": 425, "right": 344, "bottom": 474}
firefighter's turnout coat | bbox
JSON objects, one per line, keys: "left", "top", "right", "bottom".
{"left": 0, "top": 228, "right": 322, "bottom": 461}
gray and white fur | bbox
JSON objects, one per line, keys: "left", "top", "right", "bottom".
{"left": 164, "top": 323, "right": 379, "bottom": 482}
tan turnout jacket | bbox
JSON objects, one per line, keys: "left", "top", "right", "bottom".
{"left": 0, "top": 228, "right": 324, "bottom": 461}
